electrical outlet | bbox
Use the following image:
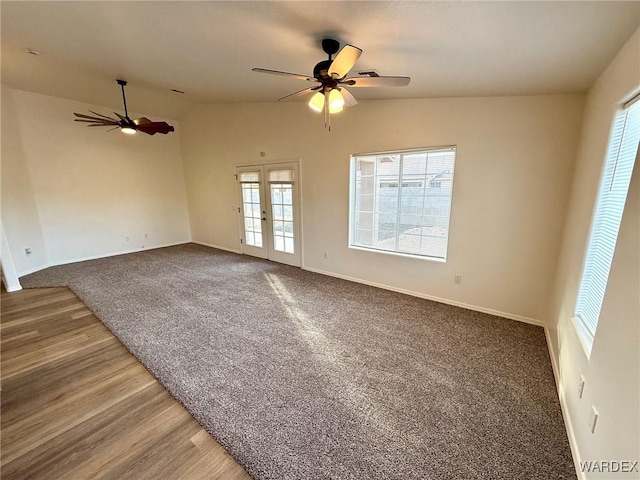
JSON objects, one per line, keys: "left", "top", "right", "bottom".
{"left": 578, "top": 375, "right": 586, "bottom": 398}
{"left": 25, "top": 248, "right": 32, "bottom": 256}
{"left": 144, "top": 233, "right": 148, "bottom": 239}
{"left": 125, "top": 236, "right": 130, "bottom": 242}
{"left": 454, "top": 274, "right": 462, "bottom": 284}
{"left": 323, "top": 252, "right": 328, "bottom": 259}
{"left": 588, "top": 405, "right": 599, "bottom": 434}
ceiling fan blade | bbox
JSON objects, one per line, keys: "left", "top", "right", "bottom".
{"left": 252, "top": 68, "right": 317, "bottom": 82}
{"left": 329, "top": 45, "right": 362, "bottom": 79}
{"left": 88, "top": 110, "right": 118, "bottom": 121}
{"left": 278, "top": 86, "right": 322, "bottom": 101}
{"left": 113, "top": 112, "right": 128, "bottom": 122}
{"left": 74, "top": 112, "right": 115, "bottom": 122}
{"left": 74, "top": 118, "right": 119, "bottom": 125}
{"left": 342, "top": 76, "right": 411, "bottom": 87}
{"left": 135, "top": 121, "right": 175, "bottom": 135}
{"left": 340, "top": 88, "right": 358, "bottom": 107}
{"left": 134, "top": 117, "right": 152, "bottom": 125}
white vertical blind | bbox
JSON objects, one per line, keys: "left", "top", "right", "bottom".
{"left": 268, "top": 169, "right": 294, "bottom": 183}
{"left": 238, "top": 171, "right": 260, "bottom": 183}
{"left": 574, "top": 100, "right": 640, "bottom": 338}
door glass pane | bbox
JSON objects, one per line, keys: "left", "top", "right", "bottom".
{"left": 284, "top": 237, "right": 294, "bottom": 253}
{"left": 241, "top": 182, "right": 263, "bottom": 247}
{"left": 283, "top": 188, "right": 292, "bottom": 205}
{"left": 271, "top": 183, "right": 294, "bottom": 254}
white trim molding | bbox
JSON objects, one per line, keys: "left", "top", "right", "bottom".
{"left": 571, "top": 315, "right": 594, "bottom": 359}
{"left": 17, "top": 241, "right": 192, "bottom": 278}
{"left": 192, "top": 241, "right": 241, "bottom": 255}
{"left": 544, "top": 327, "right": 585, "bottom": 480}
{"left": 1, "top": 222, "right": 23, "bottom": 292}
{"left": 302, "top": 265, "right": 544, "bottom": 326}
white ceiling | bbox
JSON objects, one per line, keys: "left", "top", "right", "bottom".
{"left": 2, "top": 1, "right": 638, "bottom": 119}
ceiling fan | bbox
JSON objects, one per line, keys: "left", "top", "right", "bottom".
{"left": 253, "top": 38, "right": 410, "bottom": 129}
{"left": 73, "top": 80, "right": 174, "bottom": 136}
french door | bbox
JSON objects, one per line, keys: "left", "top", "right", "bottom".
{"left": 236, "top": 161, "right": 301, "bottom": 267}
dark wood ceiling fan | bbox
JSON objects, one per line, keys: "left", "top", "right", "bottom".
{"left": 73, "top": 80, "right": 174, "bottom": 136}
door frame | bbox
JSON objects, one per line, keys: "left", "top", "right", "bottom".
{"left": 234, "top": 158, "right": 303, "bottom": 267}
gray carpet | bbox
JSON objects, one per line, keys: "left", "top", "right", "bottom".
{"left": 21, "top": 243, "right": 576, "bottom": 479}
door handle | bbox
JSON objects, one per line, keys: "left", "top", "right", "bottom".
{"left": 262, "top": 217, "right": 266, "bottom": 221}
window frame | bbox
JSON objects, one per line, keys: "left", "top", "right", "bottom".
{"left": 348, "top": 146, "right": 457, "bottom": 262}
{"left": 572, "top": 95, "right": 640, "bottom": 358}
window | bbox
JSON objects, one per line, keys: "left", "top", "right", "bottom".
{"left": 239, "top": 171, "right": 263, "bottom": 247}
{"left": 349, "top": 146, "right": 456, "bottom": 260}
{"left": 573, "top": 98, "right": 640, "bottom": 356}
{"left": 269, "top": 169, "right": 295, "bottom": 254}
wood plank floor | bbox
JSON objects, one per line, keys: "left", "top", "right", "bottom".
{"left": 1, "top": 287, "right": 250, "bottom": 480}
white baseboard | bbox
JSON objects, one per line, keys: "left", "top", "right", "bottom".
{"left": 192, "top": 241, "right": 241, "bottom": 255}
{"left": 544, "top": 327, "right": 584, "bottom": 480}
{"left": 17, "top": 264, "right": 52, "bottom": 277}
{"left": 17, "top": 241, "right": 191, "bottom": 278}
{"left": 5, "top": 284, "right": 23, "bottom": 292}
{"left": 302, "top": 265, "right": 544, "bottom": 326}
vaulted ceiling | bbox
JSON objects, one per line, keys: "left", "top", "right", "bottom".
{"left": 2, "top": 1, "right": 638, "bottom": 119}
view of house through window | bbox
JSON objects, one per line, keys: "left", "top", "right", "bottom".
{"left": 350, "top": 147, "right": 456, "bottom": 260}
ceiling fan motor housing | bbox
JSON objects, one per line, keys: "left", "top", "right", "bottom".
{"left": 313, "top": 59, "right": 332, "bottom": 80}
{"left": 314, "top": 39, "right": 342, "bottom": 80}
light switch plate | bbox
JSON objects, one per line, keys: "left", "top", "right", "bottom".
{"left": 578, "top": 375, "right": 586, "bottom": 398}
{"left": 588, "top": 405, "right": 598, "bottom": 434}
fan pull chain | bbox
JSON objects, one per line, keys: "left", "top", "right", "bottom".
{"left": 324, "top": 92, "right": 329, "bottom": 131}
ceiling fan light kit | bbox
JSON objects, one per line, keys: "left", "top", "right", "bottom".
{"left": 73, "top": 79, "right": 175, "bottom": 136}
{"left": 253, "top": 38, "right": 410, "bottom": 130}
{"left": 308, "top": 91, "right": 325, "bottom": 112}
{"left": 328, "top": 89, "right": 345, "bottom": 113}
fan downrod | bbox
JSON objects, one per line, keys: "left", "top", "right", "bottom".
{"left": 314, "top": 39, "right": 341, "bottom": 80}
{"left": 116, "top": 79, "right": 132, "bottom": 120}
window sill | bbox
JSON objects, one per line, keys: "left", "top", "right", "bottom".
{"left": 348, "top": 244, "right": 447, "bottom": 263}
{"left": 571, "top": 315, "right": 594, "bottom": 359}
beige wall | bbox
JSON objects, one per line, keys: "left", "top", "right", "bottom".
{"left": 180, "top": 94, "right": 584, "bottom": 322}
{"left": 1, "top": 86, "right": 49, "bottom": 274}
{"left": 1, "top": 87, "right": 191, "bottom": 275}
{"left": 549, "top": 28, "right": 639, "bottom": 478}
